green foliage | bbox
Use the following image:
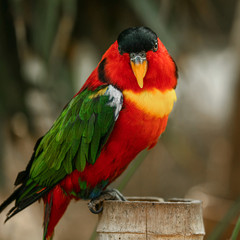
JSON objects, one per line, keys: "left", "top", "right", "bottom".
{"left": 207, "top": 196, "right": 240, "bottom": 240}
{"left": 231, "top": 214, "right": 240, "bottom": 240}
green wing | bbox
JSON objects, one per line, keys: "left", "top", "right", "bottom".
{"left": 28, "top": 85, "right": 123, "bottom": 188}
{"left": 2, "top": 85, "right": 123, "bottom": 221}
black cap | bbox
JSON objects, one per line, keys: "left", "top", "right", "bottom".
{"left": 117, "top": 27, "right": 158, "bottom": 54}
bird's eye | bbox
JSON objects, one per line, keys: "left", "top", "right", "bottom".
{"left": 153, "top": 42, "right": 158, "bottom": 52}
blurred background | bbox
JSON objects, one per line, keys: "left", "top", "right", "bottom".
{"left": 0, "top": 0, "right": 240, "bottom": 239}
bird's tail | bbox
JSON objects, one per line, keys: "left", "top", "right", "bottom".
{"left": 0, "top": 136, "right": 47, "bottom": 222}
{"left": 43, "top": 185, "right": 71, "bottom": 240}
{"left": 0, "top": 181, "right": 50, "bottom": 223}
{"left": 0, "top": 186, "right": 23, "bottom": 216}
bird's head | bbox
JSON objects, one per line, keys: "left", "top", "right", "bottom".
{"left": 99, "top": 26, "right": 178, "bottom": 92}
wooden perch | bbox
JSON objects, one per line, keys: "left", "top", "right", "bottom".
{"left": 96, "top": 197, "right": 205, "bottom": 240}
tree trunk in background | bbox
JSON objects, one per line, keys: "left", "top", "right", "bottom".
{"left": 0, "top": 0, "right": 28, "bottom": 189}
{"left": 229, "top": 0, "right": 240, "bottom": 199}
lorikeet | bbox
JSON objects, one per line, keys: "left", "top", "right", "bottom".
{"left": 0, "top": 26, "right": 178, "bottom": 239}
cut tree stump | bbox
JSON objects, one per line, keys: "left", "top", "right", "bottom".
{"left": 96, "top": 197, "right": 205, "bottom": 240}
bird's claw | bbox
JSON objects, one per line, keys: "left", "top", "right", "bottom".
{"left": 88, "top": 188, "right": 126, "bottom": 214}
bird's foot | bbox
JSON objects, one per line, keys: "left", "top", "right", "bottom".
{"left": 88, "top": 188, "right": 126, "bottom": 214}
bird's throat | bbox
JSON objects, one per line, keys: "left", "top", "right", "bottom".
{"left": 123, "top": 88, "right": 177, "bottom": 118}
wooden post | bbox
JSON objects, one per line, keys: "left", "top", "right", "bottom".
{"left": 96, "top": 197, "right": 205, "bottom": 240}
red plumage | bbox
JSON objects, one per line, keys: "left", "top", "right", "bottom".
{"left": 0, "top": 27, "right": 178, "bottom": 239}
{"left": 45, "top": 36, "right": 176, "bottom": 238}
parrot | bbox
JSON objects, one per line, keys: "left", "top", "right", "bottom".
{"left": 0, "top": 26, "right": 178, "bottom": 239}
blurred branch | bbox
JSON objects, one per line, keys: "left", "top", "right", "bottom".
{"left": 0, "top": 0, "right": 27, "bottom": 114}
{"left": 10, "top": 0, "right": 29, "bottom": 60}
{"left": 228, "top": 0, "right": 240, "bottom": 199}
{"left": 231, "top": 213, "right": 240, "bottom": 240}
{"left": 207, "top": 196, "right": 240, "bottom": 240}
{"left": 49, "top": 0, "right": 77, "bottom": 65}
{"left": 0, "top": 0, "right": 30, "bottom": 188}
{"left": 0, "top": 115, "right": 5, "bottom": 189}
{"left": 89, "top": 224, "right": 97, "bottom": 240}
{"left": 42, "top": 0, "right": 61, "bottom": 61}
{"left": 230, "top": 0, "right": 240, "bottom": 54}
{"left": 31, "top": 0, "right": 61, "bottom": 61}
{"left": 117, "top": 150, "right": 148, "bottom": 191}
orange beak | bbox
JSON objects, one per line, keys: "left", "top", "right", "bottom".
{"left": 130, "top": 53, "right": 148, "bottom": 88}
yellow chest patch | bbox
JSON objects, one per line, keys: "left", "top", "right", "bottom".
{"left": 123, "top": 88, "right": 177, "bottom": 118}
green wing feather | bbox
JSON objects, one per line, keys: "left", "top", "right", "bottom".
{"left": 0, "top": 85, "right": 123, "bottom": 222}
{"left": 27, "top": 85, "right": 123, "bottom": 187}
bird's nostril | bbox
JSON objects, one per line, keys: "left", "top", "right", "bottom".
{"left": 139, "top": 51, "right": 145, "bottom": 58}
{"left": 130, "top": 53, "right": 136, "bottom": 59}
